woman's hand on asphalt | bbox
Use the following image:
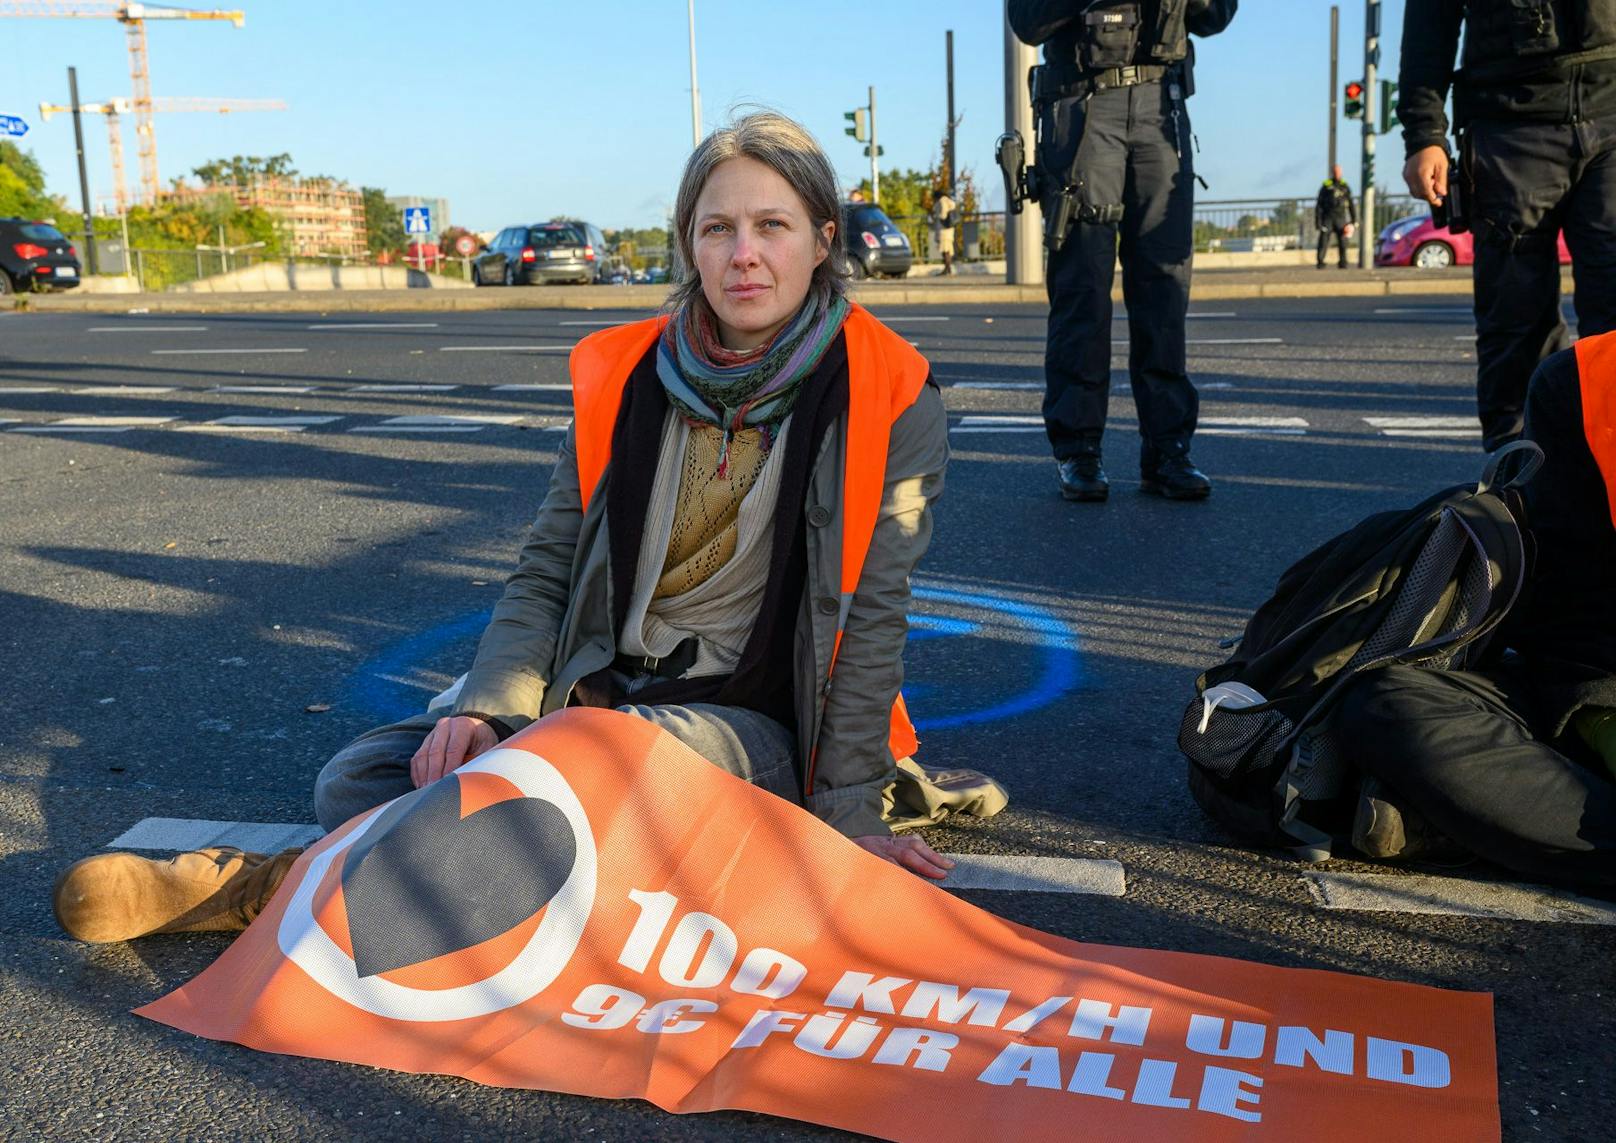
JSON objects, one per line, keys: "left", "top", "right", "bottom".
{"left": 852, "top": 834, "right": 956, "bottom": 880}
{"left": 410, "top": 715, "right": 499, "bottom": 788}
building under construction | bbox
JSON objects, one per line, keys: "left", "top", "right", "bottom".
{"left": 166, "top": 175, "right": 369, "bottom": 257}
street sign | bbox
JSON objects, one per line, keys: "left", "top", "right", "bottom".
{"left": 453, "top": 233, "right": 476, "bottom": 257}
{"left": 402, "top": 206, "right": 432, "bottom": 236}
{"left": 0, "top": 115, "right": 29, "bottom": 138}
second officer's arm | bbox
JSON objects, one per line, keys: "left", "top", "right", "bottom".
{"left": 1007, "top": 0, "right": 1080, "bottom": 46}
{"left": 1399, "top": 0, "right": 1465, "bottom": 202}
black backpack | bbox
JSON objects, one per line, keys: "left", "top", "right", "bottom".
{"left": 1178, "top": 443, "right": 1542, "bottom": 859}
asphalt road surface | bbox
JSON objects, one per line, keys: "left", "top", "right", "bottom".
{"left": 2, "top": 298, "right": 1609, "bottom": 1140}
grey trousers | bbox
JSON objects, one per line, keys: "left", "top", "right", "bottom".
{"left": 313, "top": 703, "right": 800, "bottom": 832}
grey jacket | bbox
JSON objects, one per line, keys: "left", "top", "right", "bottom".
{"left": 451, "top": 374, "right": 949, "bottom": 840}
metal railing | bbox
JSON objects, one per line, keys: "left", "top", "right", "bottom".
{"left": 882, "top": 194, "right": 1426, "bottom": 261}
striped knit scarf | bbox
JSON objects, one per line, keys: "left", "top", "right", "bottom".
{"left": 657, "top": 291, "right": 850, "bottom": 476}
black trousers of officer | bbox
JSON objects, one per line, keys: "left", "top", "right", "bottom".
{"left": 1041, "top": 79, "right": 1197, "bottom": 473}
{"left": 1316, "top": 225, "right": 1349, "bottom": 268}
{"left": 1336, "top": 662, "right": 1616, "bottom": 887}
{"left": 1471, "top": 112, "right": 1616, "bottom": 450}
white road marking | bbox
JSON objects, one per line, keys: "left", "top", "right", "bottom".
{"left": 69, "top": 385, "right": 178, "bottom": 396}
{"left": 178, "top": 415, "right": 342, "bottom": 434}
{"left": 308, "top": 322, "right": 440, "bottom": 330}
{"left": 151, "top": 347, "right": 308, "bottom": 356}
{"left": 437, "top": 345, "right": 572, "bottom": 353}
{"left": 1187, "top": 312, "right": 1238, "bottom": 318}
{"left": 1374, "top": 307, "right": 1472, "bottom": 316}
{"left": 0, "top": 386, "right": 61, "bottom": 394}
{"left": 948, "top": 381, "right": 1043, "bottom": 390}
{"left": 956, "top": 415, "right": 1043, "bottom": 427}
{"left": 940, "top": 855, "right": 1125, "bottom": 896}
{"left": 1198, "top": 416, "right": 1309, "bottom": 436}
{"left": 210, "top": 385, "right": 319, "bottom": 394}
{"left": 558, "top": 319, "right": 632, "bottom": 326}
{"left": 87, "top": 325, "right": 208, "bottom": 333}
{"left": 1111, "top": 338, "right": 1281, "bottom": 346}
{"left": 351, "top": 384, "right": 459, "bottom": 392}
{"left": 1456, "top": 334, "right": 1479, "bottom": 341}
{"left": 493, "top": 383, "right": 572, "bottom": 392}
{"left": 108, "top": 817, "right": 325, "bottom": 853}
{"left": 1304, "top": 871, "right": 1616, "bottom": 924}
{"left": 101, "top": 816, "right": 1122, "bottom": 896}
{"left": 1366, "top": 416, "right": 1481, "bottom": 439}
{"left": 878, "top": 316, "right": 952, "bottom": 323}
{"left": 350, "top": 413, "right": 526, "bottom": 433}
{"left": 12, "top": 416, "right": 176, "bottom": 433}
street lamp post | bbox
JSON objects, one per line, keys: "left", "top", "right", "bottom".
{"left": 688, "top": 0, "right": 702, "bottom": 148}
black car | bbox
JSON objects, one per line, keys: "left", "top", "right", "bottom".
{"left": 841, "top": 202, "right": 912, "bottom": 279}
{"left": 0, "top": 218, "right": 81, "bottom": 293}
{"left": 473, "top": 221, "right": 608, "bottom": 286}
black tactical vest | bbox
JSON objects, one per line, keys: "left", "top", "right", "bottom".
{"left": 1461, "top": 0, "right": 1616, "bottom": 82}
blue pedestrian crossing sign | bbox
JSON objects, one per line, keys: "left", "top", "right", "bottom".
{"left": 402, "top": 206, "right": 432, "bottom": 236}
{"left": 0, "top": 115, "right": 28, "bottom": 138}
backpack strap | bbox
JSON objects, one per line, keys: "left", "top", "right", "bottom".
{"left": 1477, "top": 439, "right": 1545, "bottom": 494}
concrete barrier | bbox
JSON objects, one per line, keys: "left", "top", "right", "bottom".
{"left": 168, "top": 262, "right": 473, "bottom": 293}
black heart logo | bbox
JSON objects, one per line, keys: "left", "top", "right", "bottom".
{"left": 339, "top": 776, "right": 577, "bottom": 978}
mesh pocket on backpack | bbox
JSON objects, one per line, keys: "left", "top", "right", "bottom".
{"left": 1178, "top": 697, "right": 1294, "bottom": 781}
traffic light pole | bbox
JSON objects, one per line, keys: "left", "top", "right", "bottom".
{"left": 869, "top": 85, "right": 879, "bottom": 205}
{"left": 1003, "top": 8, "right": 1042, "bottom": 286}
{"left": 1361, "top": 0, "right": 1379, "bottom": 268}
{"left": 1328, "top": 5, "right": 1339, "bottom": 172}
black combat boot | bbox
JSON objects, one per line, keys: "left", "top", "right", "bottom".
{"left": 1141, "top": 454, "right": 1212, "bottom": 500}
{"left": 1057, "top": 443, "right": 1108, "bottom": 502}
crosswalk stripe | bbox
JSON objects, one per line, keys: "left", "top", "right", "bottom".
{"left": 1304, "top": 871, "right": 1616, "bottom": 924}
{"left": 940, "top": 855, "right": 1124, "bottom": 895}
{"left": 108, "top": 818, "right": 325, "bottom": 853}
{"left": 12, "top": 416, "right": 176, "bottom": 433}
{"left": 87, "top": 325, "right": 208, "bottom": 333}
{"left": 0, "top": 386, "right": 61, "bottom": 394}
{"left": 1365, "top": 416, "right": 1480, "bottom": 439}
{"left": 152, "top": 348, "right": 307, "bottom": 356}
{"left": 177, "top": 416, "right": 343, "bottom": 434}
{"left": 437, "top": 345, "right": 572, "bottom": 353}
{"left": 70, "top": 386, "right": 178, "bottom": 396}
{"left": 377, "top": 414, "right": 525, "bottom": 426}
{"left": 210, "top": 385, "right": 319, "bottom": 394}
{"left": 308, "top": 322, "right": 440, "bottom": 330}
{"left": 352, "top": 384, "right": 459, "bottom": 392}
{"left": 493, "top": 384, "right": 572, "bottom": 392}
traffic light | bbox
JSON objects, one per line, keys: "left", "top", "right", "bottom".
{"left": 844, "top": 108, "right": 868, "bottom": 143}
{"left": 1344, "top": 80, "right": 1365, "bottom": 121}
{"left": 863, "top": 144, "right": 884, "bottom": 157}
{"left": 1379, "top": 80, "right": 1399, "bottom": 133}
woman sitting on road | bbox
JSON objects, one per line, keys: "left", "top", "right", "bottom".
{"left": 55, "top": 111, "right": 1006, "bottom": 944}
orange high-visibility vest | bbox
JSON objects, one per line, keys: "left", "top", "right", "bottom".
{"left": 568, "top": 302, "right": 928, "bottom": 766}
{"left": 1574, "top": 331, "right": 1616, "bottom": 531}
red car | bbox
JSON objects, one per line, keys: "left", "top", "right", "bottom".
{"left": 1375, "top": 214, "right": 1572, "bottom": 268}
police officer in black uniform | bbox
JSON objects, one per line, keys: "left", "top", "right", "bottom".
{"left": 1007, "top": 0, "right": 1237, "bottom": 502}
{"left": 1401, "top": 0, "right": 1616, "bottom": 451}
{"left": 1315, "top": 164, "right": 1356, "bottom": 270}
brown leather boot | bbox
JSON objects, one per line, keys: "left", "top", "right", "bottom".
{"left": 52, "top": 846, "right": 303, "bottom": 944}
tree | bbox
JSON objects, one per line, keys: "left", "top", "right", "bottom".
{"left": 0, "top": 142, "right": 62, "bottom": 219}
{"left": 192, "top": 153, "right": 299, "bottom": 187}
{"left": 362, "top": 186, "right": 405, "bottom": 257}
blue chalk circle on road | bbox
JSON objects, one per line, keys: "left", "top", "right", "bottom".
{"left": 346, "top": 582, "right": 1083, "bottom": 731}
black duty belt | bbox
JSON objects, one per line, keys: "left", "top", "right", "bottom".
{"left": 613, "top": 635, "right": 700, "bottom": 680}
{"left": 1035, "top": 62, "right": 1175, "bottom": 104}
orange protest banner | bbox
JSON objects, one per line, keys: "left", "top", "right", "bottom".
{"left": 139, "top": 708, "right": 1499, "bottom": 1141}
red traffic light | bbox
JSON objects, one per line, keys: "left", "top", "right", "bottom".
{"left": 1345, "top": 81, "right": 1364, "bottom": 100}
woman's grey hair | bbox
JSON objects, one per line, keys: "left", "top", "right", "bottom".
{"left": 666, "top": 110, "right": 850, "bottom": 313}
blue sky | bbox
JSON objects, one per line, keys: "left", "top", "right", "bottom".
{"left": 1, "top": 1, "right": 1408, "bottom": 231}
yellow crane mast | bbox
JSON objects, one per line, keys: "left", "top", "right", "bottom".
{"left": 38, "top": 96, "right": 286, "bottom": 213}
{"left": 0, "top": 3, "right": 246, "bottom": 205}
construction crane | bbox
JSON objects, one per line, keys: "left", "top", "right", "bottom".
{"left": 38, "top": 97, "right": 286, "bottom": 213}
{"left": 0, "top": 3, "right": 246, "bottom": 204}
